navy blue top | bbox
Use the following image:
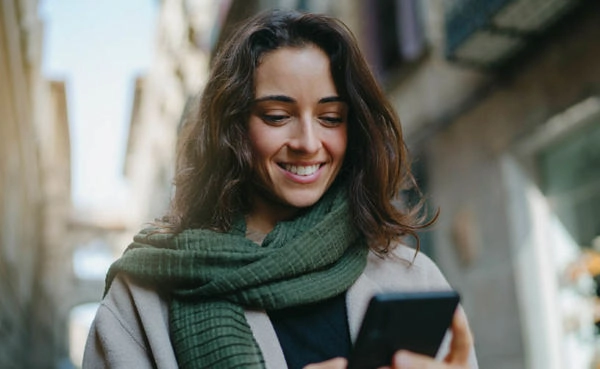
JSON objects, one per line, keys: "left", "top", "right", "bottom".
{"left": 267, "top": 292, "right": 351, "bottom": 369}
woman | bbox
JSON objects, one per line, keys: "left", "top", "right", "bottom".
{"left": 83, "top": 9, "right": 477, "bottom": 369}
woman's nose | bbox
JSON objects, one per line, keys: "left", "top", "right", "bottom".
{"left": 288, "top": 117, "right": 322, "bottom": 153}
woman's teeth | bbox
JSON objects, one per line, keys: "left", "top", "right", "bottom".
{"left": 282, "top": 164, "right": 320, "bottom": 176}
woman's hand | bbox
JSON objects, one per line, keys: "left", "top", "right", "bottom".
{"left": 303, "top": 308, "right": 473, "bottom": 369}
{"left": 388, "top": 308, "right": 473, "bottom": 369}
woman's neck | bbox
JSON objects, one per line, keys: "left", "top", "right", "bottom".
{"left": 246, "top": 195, "right": 300, "bottom": 235}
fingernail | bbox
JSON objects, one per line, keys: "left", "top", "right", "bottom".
{"left": 394, "top": 351, "right": 411, "bottom": 368}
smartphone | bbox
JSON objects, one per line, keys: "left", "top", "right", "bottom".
{"left": 347, "top": 290, "right": 460, "bottom": 369}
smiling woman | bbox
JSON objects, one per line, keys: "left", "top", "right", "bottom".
{"left": 82, "top": 9, "right": 478, "bottom": 369}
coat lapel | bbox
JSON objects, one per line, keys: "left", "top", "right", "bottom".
{"left": 244, "top": 310, "right": 288, "bottom": 369}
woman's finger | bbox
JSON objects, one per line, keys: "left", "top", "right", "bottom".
{"left": 303, "top": 357, "right": 347, "bottom": 369}
{"left": 444, "top": 307, "right": 473, "bottom": 364}
{"left": 393, "top": 350, "right": 440, "bottom": 369}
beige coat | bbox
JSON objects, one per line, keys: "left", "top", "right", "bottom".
{"left": 83, "top": 245, "right": 478, "bottom": 368}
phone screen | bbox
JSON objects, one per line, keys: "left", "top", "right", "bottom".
{"left": 347, "top": 291, "right": 460, "bottom": 369}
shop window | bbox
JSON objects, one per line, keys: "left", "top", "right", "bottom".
{"left": 504, "top": 98, "right": 600, "bottom": 369}
{"left": 538, "top": 119, "right": 600, "bottom": 248}
{"left": 536, "top": 104, "right": 600, "bottom": 362}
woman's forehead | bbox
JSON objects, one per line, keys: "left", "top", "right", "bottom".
{"left": 253, "top": 45, "right": 337, "bottom": 99}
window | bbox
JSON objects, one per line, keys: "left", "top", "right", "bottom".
{"left": 538, "top": 117, "right": 600, "bottom": 248}
{"left": 363, "top": 0, "right": 426, "bottom": 81}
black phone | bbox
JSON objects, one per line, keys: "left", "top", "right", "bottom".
{"left": 347, "top": 290, "right": 460, "bottom": 369}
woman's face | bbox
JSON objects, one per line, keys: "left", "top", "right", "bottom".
{"left": 247, "top": 44, "right": 348, "bottom": 229}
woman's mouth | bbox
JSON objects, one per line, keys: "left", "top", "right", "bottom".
{"left": 279, "top": 163, "right": 321, "bottom": 176}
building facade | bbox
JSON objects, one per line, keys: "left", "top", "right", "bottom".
{"left": 390, "top": 2, "right": 600, "bottom": 368}
{"left": 122, "top": 0, "right": 223, "bottom": 228}
{"left": 0, "top": 0, "right": 74, "bottom": 367}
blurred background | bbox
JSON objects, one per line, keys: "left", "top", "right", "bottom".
{"left": 1, "top": 0, "right": 599, "bottom": 368}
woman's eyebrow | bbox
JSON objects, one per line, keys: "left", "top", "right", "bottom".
{"left": 318, "top": 96, "right": 345, "bottom": 104}
{"left": 253, "top": 95, "right": 345, "bottom": 104}
{"left": 254, "top": 95, "right": 295, "bottom": 103}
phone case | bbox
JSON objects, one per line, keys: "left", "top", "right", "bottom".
{"left": 347, "top": 290, "right": 460, "bottom": 369}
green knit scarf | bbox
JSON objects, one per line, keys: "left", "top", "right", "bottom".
{"left": 104, "top": 185, "right": 368, "bottom": 369}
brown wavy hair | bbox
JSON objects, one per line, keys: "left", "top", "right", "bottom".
{"left": 160, "top": 9, "right": 435, "bottom": 253}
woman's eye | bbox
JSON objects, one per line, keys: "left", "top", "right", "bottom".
{"left": 320, "top": 116, "right": 344, "bottom": 125}
{"left": 262, "top": 114, "right": 289, "bottom": 124}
